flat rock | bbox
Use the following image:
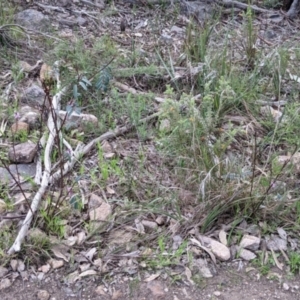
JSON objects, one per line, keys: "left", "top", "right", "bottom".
{"left": 202, "top": 237, "right": 231, "bottom": 261}
{"left": 19, "top": 106, "right": 41, "bottom": 129}
{"left": 8, "top": 142, "right": 37, "bottom": 163}
{"left": 15, "top": 9, "right": 51, "bottom": 32}
{"left": 238, "top": 248, "right": 256, "bottom": 261}
{"left": 240, "top": 235, "right": 261, "bottom": 251}
{"left": 0, "top": 163, "right": 36, "bottom": 184}
{"left": 21, "top": 84, "right": 46, "bottom": 107}
{"left": 89, "top": 202, "right": 111, "bottom": 221}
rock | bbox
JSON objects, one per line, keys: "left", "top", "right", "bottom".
{"left": 19, "top": 107, "right": 41, "bottom": 129}
{"left": 0, "top": 168, "right": 11, "bottom": 183}
{"left": 89, "top": 202, "right": 112, "bottom": 221}
{"left": 142, "top": 220, "right": 158, "bottom": 230}
{"left": 21, "top": 84, "right": 46, "bottom": 107}
{"left": 95, "top": 285, "right": 107, "bottom": 296}
{"left": 38, "top": 264, "right": 51, "bottom": 273}
{"left": 147, "top": 280, "right": 165, "bottom": 298}
{"left": 207, "top": 238, "right": 231, "bottom": 261}
{"left": 10, "top": 259, "right": 18, "bottom": 272}
{"left": 9, "top": 163, "right": 36, "bottom": 177}
{"left": 213, "top": 291, "right": 221, "bottom": 297}
{"left": 283, "top": 282, "right": 289, "bottom": 291}
{"left": 238, "top": 248, "right": 256, "bottom": 261}
{"left": 159, "top": 119, "right": 171, "bottom": 132}
{"left": 10, "top": 122, "right": 29, "bottom": 135}
{"left": 0, "top": 278, "right": 12, "bottom": 290}
{"left": 170, "top": 25, "right": 185, "bottom": 34}
{"left": 0, "top": 163, "right": 36, "bottom": 187}
{"left": 37, "top": 289, "right": 50, "bottom": 300}
{"left": 195, "top": 258, "right": 213, "bottom": 278}
{"left": 266, "top": 235, "right": 287, "bottom": 251}
{"left": 240, "top": 235, "right": 261, "bottom": 251}
{"left": 8, "top": 141, "right": 37, "bottom": 163}
{"left": 59, "top": 111, "right": 98, "bottom": 130}
{"left": 0, "top": 267, "right": 8, "bottom": 278}
{"left": 17, "top": 260, "right": 25, "bottom": 272}
{"left": 89, "top": 193, "right": 103, "bottom": 209}
{"left": 77, "top": 16, "right": 88, "bottom": 26}
{"left": 155, "top": 216, "right": 165, "bottom": 225}
{"left": 15, "top": 9, "right": 51, "bottom": 32}
{"left": 49, "top": 259, "right": 64, "bottom": 270}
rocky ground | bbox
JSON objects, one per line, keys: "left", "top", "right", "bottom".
{"left": 1, "top": 266, "right": 300, "bottom": 300}
{"left": 1, "top": 0, "right": 300, "bottom": 299}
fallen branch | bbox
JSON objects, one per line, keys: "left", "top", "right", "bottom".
{"left": 216, "top": 0, "right": 270, "bottom": 14}
{"left": 8, "top": 80, "right": 160, "bottom": 255}
{"left": 8, "top": 61, "right": 65, "bottom": 255}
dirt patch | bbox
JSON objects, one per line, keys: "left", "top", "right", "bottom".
{"left": 1, "top": 266, "right": 300, "bottom": 300}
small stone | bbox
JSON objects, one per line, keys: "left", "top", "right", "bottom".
{"left": 209, "top": 239, "right": 231, "bottom": 261}
{"left": 147, "top": 280, "right": 165, "bottom": 298}
{"left": 155, "top": 216, "right": 165, "bottom": 225}
{"left": 76, "top": 16, "right": 87, "bottom": 26}
{"left": 0, "top": 278, "right": 12, "bottom": 290}
{"left": 213, "top": 291, "right": 221, "bottom": 297}
{"left": 141, "top": 220, "right": 158, "bottom": 230}
{"left": 238, "top": 248, "right": 256, "bottom": 261}
{"left": 159, "top": 119, "right": 171, "bottom": 132}
{"left": 8, "top": 141, "right": 37, "bottom": 163}
{"left": 89, "top": 193, "right": 103, "bottom": 209}
{"left": 38, "top": 264, "right": 51, "bottom": 273}
{"left": 15, "top": 9, "right": 51, "bottom": 32}
{"left": 21, "top": 84, "right": 46, "bottom": 106}
{"left": 49, "top": 257, "right": 67, "bottom": 269}
{"left": 17, "top": 260, "right": 25, "bottom": 272}
{"left": 95, "top": 285, "right": 106, "bottom": 295}
{"left": 240, "top": 235, "right": 261, "bottom": 251}
{"left": 37, "top": 289, "right": 50, "bottom": 300}
{"left": 10, "top": 259, "right": 18, "bottom": 271}
{"left": 283, "top": 283, "right": 289, "bottom": 291}
{"left": 0, "top": 267, "right": 8, "bottom": 278}
{"left": 111, "top": 290, "right": 123, "bottom": 300}
{"left": 89, "top": 202, "right": 111, "bottom": 221}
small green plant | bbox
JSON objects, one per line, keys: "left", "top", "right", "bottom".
{"left": 243, "top": 8, "right": 257, "bottom": 69}
{"left": 288, "top": 251, "right": 300, "bottom": 274}
{"left": 145, "top": 236, "right": 187, "bottom": 269}
{"left": 40, "top": 209, "right": 66, "bottom": 238}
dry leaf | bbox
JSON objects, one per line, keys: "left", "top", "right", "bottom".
{"left": 185, "top": 267, "right": 194, "bottom": 285}
{"left": 270, "top": 249, "right": 283, "bottom": 270}
{"left": 51, "top": 245, "right": 70, "bottom": 262}
{"left": 79, "top": 269, "right": 97, "bottom": 277}
{"left": 219, "top": 229, "right": 228, "bottom": 246}
{"left": 144, "top": 273, "right": 160, "bottom": 282}
{"left": 106, "top": 186, "right": 115, "bottom": 194}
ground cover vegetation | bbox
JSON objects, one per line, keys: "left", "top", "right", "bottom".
{"left": 0, "top": 0, "right": 300, "bottom": 285}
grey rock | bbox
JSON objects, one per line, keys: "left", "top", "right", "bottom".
{"left": 19, "top": 106, "right": 41, "bottom": 129}
{"left": 15, "top": 9, "right": 51, "bottom": 32}
{"left": 266, "top": 235, "right": 287, "bottom": 251}
{"left": 238, "top": 248, "right": 256, "bottom": 261}
{"left": 239, "top": 235, "right": 261, "bottom": 251}
{"left": 283, "top": 282, "right": 289, "bottom": 291}
{"left": 0, "top": 168, "right": 11, "bottom": 183}
{"left": 9, "top": 163, "right": 36, "bottom": 177}
{"left": 21, "top": 85, "right": 46, "bottom": 107}
{"left": 0, "top": 163, "right": 36, "bottom": 185}
{"left": 202, "top": 236, "right": 231, "bottom": 261}
{"left": 8, "top": 142, "right": 37, "bottom": 163}
{"left": 77, "top": 17, "right": 88, "bottom": 26}
{"left": 195, "top": 258, "right": 213, "bottom": 278}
